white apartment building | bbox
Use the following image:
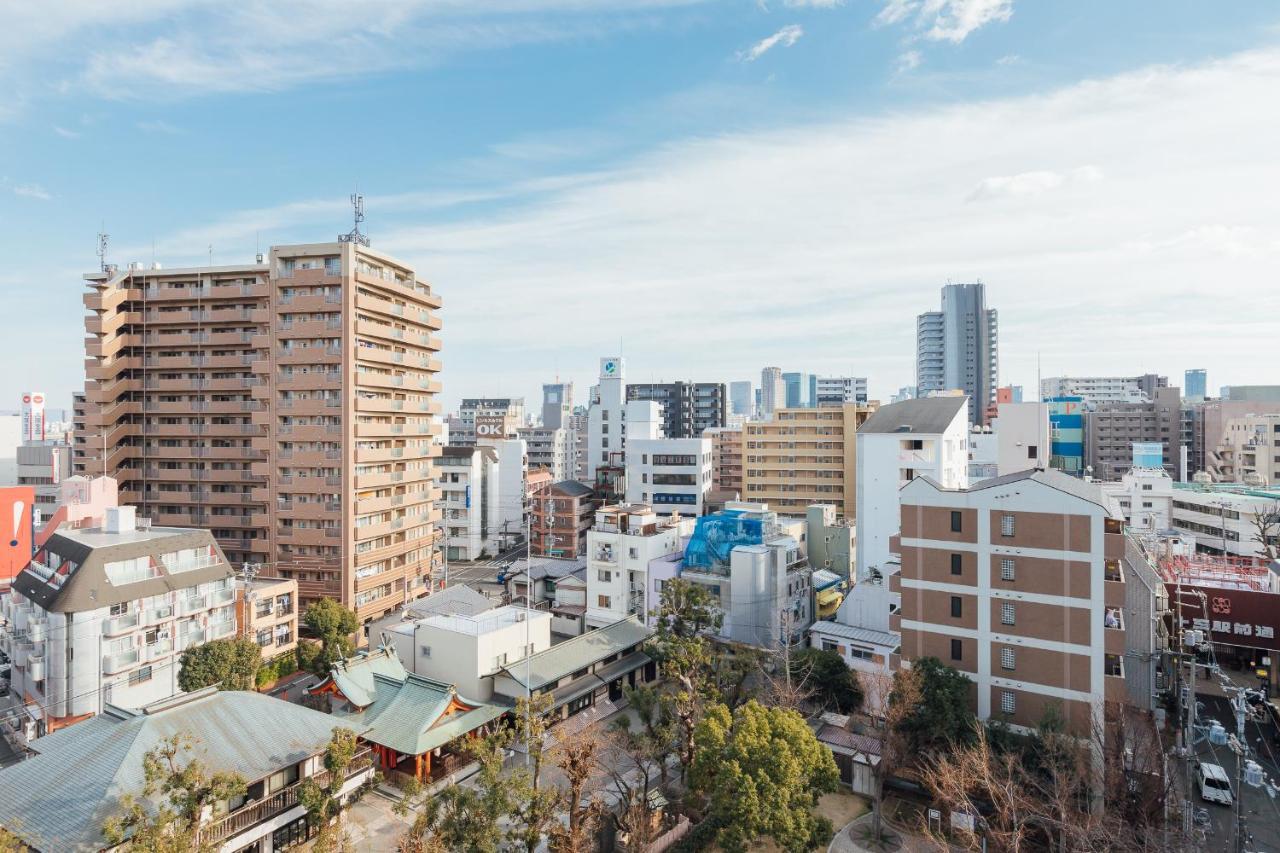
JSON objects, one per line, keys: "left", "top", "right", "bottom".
{"left": 438, "top": 445, "right": 501, "bottom": 560}
{"left": 854, "top": 397, "right": 970, "bottom": 580}
{"left": 587, "top": 356, "right": 626, "bottom": 482}
{"left": 1098, "top": 467, "right": 1176, "bottom": 533}
{"left": 625, "top": 436, "right": 713, "bottom": 518}
{"left": 585, "top": 505, "right": 684, "bottom": 629}
{"left": 813, "top": 376, "right": 869, "bottom": 406}
{"left": 1, "top": 507, "right": 237, "bottom": 742}
{"left": 518, "top": 426, "right": 573, "bottom": 482}
{"left": 1039, "top": 375, "right": 1165, "bottom": 406}
{"left": 383, "top": 605, "right": 551, "bottom": 700}
{"left": 488, "top": 438, "right": 528, "bottom": 547}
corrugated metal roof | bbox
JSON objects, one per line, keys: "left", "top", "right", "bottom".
{"left": 807, "top": 620, "right": 899, "bottom": 650}
{"left": 498, "top": 616, "right": 652, "bottom": 691}
{"left": 0, "top": 689, "right": 352, "bottom": 852}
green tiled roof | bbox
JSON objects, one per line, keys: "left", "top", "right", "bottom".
{"left": 498, "top": 615, "right": 653, "bottom": 691}
{"left": 315, "top": 646, "right": 407, "bottom": 707}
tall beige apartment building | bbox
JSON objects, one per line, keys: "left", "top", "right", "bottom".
{"left": 742, "top": 403, "right": 876, "bottom": 518}
{"left": 706, "top": 426, "right": 743, "bottom": 494}
{"left": 74, "top": 242, "right": 443, "bottom": 624}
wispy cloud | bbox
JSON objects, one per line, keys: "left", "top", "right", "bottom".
{"left": 996, "top": 53, "right": 1021, "bottom": 66}
{"left": 52, "top": 125, "right": 80, "bottom": 138}
{"left": 13, "top": 183, "right": 52, "bottom": 200}
{"left": 876, "top": 0, "right": 1013, "bottom": 43}
{"left": 136, "top": 118, "right": 181, "bottom": 134}
{"left": 967, "top": 166, "right": 1102, "bottom": 201}
{"left": 894, "top": 49, "right": 922, "bottom": 75}
{"left": 739, "top": 24, "right": 804, "bottom": 62}
{"left": 782, "top": 0, "right": 844, "bottom": 7}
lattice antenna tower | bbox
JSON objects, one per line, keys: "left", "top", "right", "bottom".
{"left": 338, "top": 193, "right": 370, "bottom": 247}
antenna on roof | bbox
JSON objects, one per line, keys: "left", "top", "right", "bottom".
{"left": 96, "top": 229, "right": 109, "bottom": 272}
{"left": 339, "top": 193, "right": 370, "bottom": 247}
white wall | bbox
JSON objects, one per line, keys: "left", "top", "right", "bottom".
{"left": 996, "top": 403, "right": 1051, "bottom": 475}
{"left": 624, "top": 436, "right": 712, "bottom": 518}
{"left": 490, "top": 439, "right": 527, "bottom": 544}
{"left": 390, "top": 609, "right": 552, "bottom": 700}
{"left": 585, "top": 518, "right": 681, "bottom": 628}
{"left": 587, "top": 357, "right": 625, "bottom": 481}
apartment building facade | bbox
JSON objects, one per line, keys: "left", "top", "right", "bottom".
{"left": 1, "top": 507, "right": 238, "bottom": 740}
{"left": 585, "top": 504, "right": 684, "bottom": 629}
{"left": 236, "top": 574, "right": 298, "bottom": 661}
{"left": 1083, "top": 386, "right": 1182, "bottom": 481}
{"left": 626, "top": 381, "right": 727, "bottom": 438}
{"left": 530, "top": 480, "right": 598, "bottom": 558}
{"left": 74, "top": 242, "right": 443, "bottom": 623}
{"left": 624, "top": 436, "right": 713, "bottom": 518}
{"left": 517, "top": 425, "right": 573, "bottom": 482}
{"left": 893, "top": 469, "right": 1127, "bottom": 737}
{"left": 438, "top": 445, "right": 500, "bottom": 560}
{"left": 453, "top": 397, "right": 524, "bottom": 446}
{"left": 814, "top": 376, "right": 870, "bottom": 407}
{"left": 541, "top": 382, "right": 573, "bottom": 430}
{"left": 1039, "top": 374, "right": 1167, "bottom": 407}
{"left": 707, "top": 426, "right": 743, "bottom": 494}
{"left": 1206, "top": 413, "right": 1280, "bottom": 486}
{"left": 15, "top": 438, "right": 72, "bottom": 515}
{"left": 916, "top": 282, "right": 999, "bottom": 426}
{"left": 743, "top": 403, "right": 876, "bottom": 518}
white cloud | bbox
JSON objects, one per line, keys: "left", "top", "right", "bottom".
{"left": 740, "top": 24, "right": 804, "bottom": 62}
{"left": 782, "top": 0, "right": 844, "bottom": 7}
{"left": 967, "top": 166, "right": 1101, "bottom": 201}
{"left": 996, "top": 53, "right": 1021, "bottom": 66}
{"left": 52, "top": 125, "right": 80, "bottom": 138}
{"left": 128, "top": 47, "right": 1280, "bottom": 407}
{"left": 894, "top": 49, "right": 922, "bottom": 74}
{"left": 876, "top": 0, "right": 1013, "bottom": 43}
{"left": 13, "top": 183, "right": 52, "bottom": 200}
{"left": 136, "top": 119, "right": 182, "bottom": 134}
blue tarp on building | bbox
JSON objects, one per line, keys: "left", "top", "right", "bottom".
{"left": 683, "top": 510, "right": 765, "bottom": 569}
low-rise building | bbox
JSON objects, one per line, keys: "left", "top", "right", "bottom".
{"left": 236, "top": 575, "right": 298, "bottom": 661}
{"left": 492, "top": 615, "right": 655, "bottom": 721}
{"left": 506, "top": 556, "right": 588, "bottom": 607}
{"left": 14, "top": 438, "right": 72, "bottom": 516}
{"left": 438, "top": 444, "right": 500, "bottom": 560}
{"left": 585, "top": 504, "right": 685, "bottom": 629}
{"left": 1, "top": 506, "right": 237, "bottom": 740}
{"left": 383, "top": 605, "right": 551, "bottom": 700}
{"left": 530, "top": 480, "right": 598, "bottom": 558}
{"left": 0, "top": 688, "right": 376, "bottom": 853}
{"left": 624, "top": 436, "right": 713, "bottom": 518}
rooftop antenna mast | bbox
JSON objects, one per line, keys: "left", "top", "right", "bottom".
{"left": 338, "top": 193, "right": 370, "bottom": 247}
{"left": 96, "top": 230, "right": 109, "bottom": 272}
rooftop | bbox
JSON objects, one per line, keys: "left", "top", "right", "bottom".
{"left": 333, "top": 672, "right": 504, "bottom": 757}
{"left": 402, "top": 584, "right": 493, "bottom": 620}
{"left": 858, "top": 396, "right": 968, "bottom": 435}
{"left": 498, "top": 615, "right": 652, "bottom": 691}
{"left": 397, "top": 604, "right": 549, "bottom": 636}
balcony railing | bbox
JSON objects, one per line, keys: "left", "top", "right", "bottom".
{"left": 195, "top": 749, "right": 374, "bottom": 846}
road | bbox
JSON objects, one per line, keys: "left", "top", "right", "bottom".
{"left": 1187, "top": 693, "right": 1280, "bottom": 851}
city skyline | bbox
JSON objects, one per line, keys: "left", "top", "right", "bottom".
{"left": 3, "top": 3, "right": 1279, "bottom": 413}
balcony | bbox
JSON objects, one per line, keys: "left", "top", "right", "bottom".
{"left": 209, "top": 620, "right": 236, "bottom": 640}
{"left": 103, "top": 612, "right": 141, "bottom": 636}
{"left": 103, "top": 647, "right": 141, "bottom": 674}
{"left": 195, "top": 749, "right": 373, "bottom": 847}
{"left": 180, "top": 629, "right": 208, "bottom": 649}
{"left": 27, "top": 655, "right": 45, "bottom": 682}
{"left": 144, "top": 641, "right": 174, "bottom": 662}
{"left": 180, "top": 594, "right": 211, "bottom": 615}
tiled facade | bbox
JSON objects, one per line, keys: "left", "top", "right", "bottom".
{"left": 530, "top": 481, "right": 598, "bottom": 558}
{"left": 707, "top": 426, "right": 743, "bottom": 494}
{"left": 237, "top": 575, "right": 298, "bottom": 660}
{"left": 73, "top": 243, "right": 443, "bottom": 623}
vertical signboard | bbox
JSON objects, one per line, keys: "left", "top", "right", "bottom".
{"left": 21, "top": 391, "right": 46, "bottom": 442}
{"left": 0, "top": 486, "right": 35, "bottom": 584}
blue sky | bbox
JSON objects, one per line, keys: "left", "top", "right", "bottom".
{"left": 3, "top": 0, "right": 1280, "bottom": 416}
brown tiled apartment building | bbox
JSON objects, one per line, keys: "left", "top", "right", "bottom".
{"left": 74, "top": 242, "right": 443, "bottom": 624}
{"left": 892, "top": 468, "right": 1127, "bottom": 738}
{"left": 530, "top": 480, "right": 598, "bottom": 558}
{"left": 707, "top": 426, "right": 743, "bottom": 494}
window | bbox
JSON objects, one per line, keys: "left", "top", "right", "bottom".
{"left": 628, "top": 547, "right": 638, "bottom": 560}
{"left": 1001, "top": 602, "right": 1016, "bottom": 625}
{"left": 109, "top": 602, "right": 131, "bottom": 616}
{"left": 950, "top": 511, "right": 962, "bottom": 532}
{"left": 597, "top": 569, "right": 612, "bottom": 582}
{"left": 950, "top": 596, "right": 962, "bottom": 618}
{"left": 950, "top": 553, "right": 962, "bottom": 575}
{"left": 1000, "top": 514, "right": 1015, "bottom": 537}
{"left": 1001, "top": 647, "right": 1015, "bottom": 670}
{"left": 1027, "top": 445, "right": 1038, "bottom": 459}
{"left": 1000, "top": 559, "right": 1015, "bottom": 581}
{"left": 950, "top": 638, "right": 962, "bottom": 661}
{"left": 597, "top": 595, "right": 612, "bottom": 608}
{"left": 128, "top": 665, "right": 153, "bottom": 686}
{"left": 1000, "top": 690, "right": 1015, "bottom": 714}
{"left": 420, "top": 645, "right": 431, "bottom": 658}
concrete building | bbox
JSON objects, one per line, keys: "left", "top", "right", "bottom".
{"left": 1222, "top": 386, "right": 1280, "bottom": 403}
{"left": 626, "top": 381, "right": 727, "bottom": 438}
{"left": 1098, "top": 467, "right": 1175, "bottom": 533}
{"left": 1047, "top": 396, "right": 1085, "bottom": 476}
{"left": 0, "top": 414, "right": 22, "bottom": 487}
{"left": 743, "top": 403, "right": 876, "bottom": 519}
{"left": 916, "top": 282, "right": 999, "bottom": 425}
{"left": 854, "top": 397, "right": 970, "bottom": 581}
{"left": 625, "top": 436, "right": 713, "bottom": 518}
{"left": 707, "top": 426, "right": 743, "bottom": 494}
{"left": 452, "top": 398, "right": 524, "bottom": 446}
{"left": 587, "top": 357, "right": 626, "bottom": 482}
{"left": 438, "top": 445, "right": 500, "bottom": 560}
{"left": 73, "top": 243, "right": 443, "bottom": 624}
{"left": 385, "top": 605, "right": 552, "bottom": 700}
{"left": 489, "top": 438, "right": 528, "bottom": 547}
{"left": 15, "top": 438, "right": 72, "bottom": 517}
{"left": 236, "top": 574, "right": 298, "bottom": 661}
{"left": 517, "top": 425, "right": 573, "bottom": 482}
{"left": 893, "top": 469, "right": 1128, "bottom": 738}
{"left": 1185, "top": 369, "right": 1207, "bottom": 401}
{"left": 1, "top": 507, "right": 237, "bottom": 738}
{"left": 585, "top": 504, "right": 685, "bottom": 629}
{"left": 541, "top": 382, "right": 573, "bottom": 430}
{"left": 760, "top": 367, "right": 785, "bottom": 418}
{"left": 530, "top": 480, "right": 598, "bottom": 558}
{"left": 806, "top": 504, "right": 854, "bottom": 579}
{"left": 1083, "top": 386, "right": 1182, "bottom": 481}
{"left": 1191, "top": 399, "right": 1280, "bottom": 480}
{"left": 1039, "top": 374, "right": 1167, "bottom": 407}
{"left": 1206, "top": 412, "right": 1280, "bottom": 486}
{"left": 1167, "top": 482, "right": 1280, "bottom": 559}
{"left": 729, "top": 381, "right": 753, "bottom": 417}
{"left": 814, "top": 376, "right": 869, "bottom": 407}
{"left": 0, "top": 687, "right": 376, "bottom": 853}
{"left": 994, "top": 402, "right": 1051, "bottom": 475}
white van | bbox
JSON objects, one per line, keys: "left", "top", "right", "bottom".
{"left": 1197, "top": 762, "right": 1234, "bottom": 806}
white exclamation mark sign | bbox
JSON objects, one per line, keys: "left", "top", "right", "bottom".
{"left": 11, "top": 499, "right": 24, "bottom": 547}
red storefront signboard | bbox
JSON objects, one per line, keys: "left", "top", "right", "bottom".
{"left": 1169, "top": 582, "right": 1280, "bottom": 651}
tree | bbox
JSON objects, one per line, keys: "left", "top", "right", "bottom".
{"left": 611, "top": 684, "right": 677, "bottom": 787}
{"left": 298, "top": 727, "right": 361, "bottom": 853}
{"left": 690, "top": 700, "right": 840, "bottom": 853}
{"left": 514, "top": 691, "right": 555, "bottom": 789}
{"left": 508, "top": 693, "right": 561, "bottom": 853}
{"left": 548, "top": 728, "right": 604, "bottom": 853}
{"left": 789, "top": 647, "right": 863, "bottom": 713}
{"left": 177, "top": 637, "right": 262, "bottom": 692}
{"left": 651, "top": 578, "right": 721, "bottom": 641}
{"left": 0, "top": 827, "right": 27, "bottom": 853}
{"left": 1249, "top": 502, "right": 1280, "bottom": 560}
{"left": 102, "top": 733, "right": 246, "bottom": 853}
{"left": 395, "top": 731, "right": 513, "bottom": 853}
{"left": 893, "top": 656, "right": 975, "bottom": 754}
{"left": 304, "top": 598, "right": 361, "bottom": 675}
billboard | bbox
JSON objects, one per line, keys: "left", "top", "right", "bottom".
{"left": 0, "top": 486, "right": 35, "bottom": 584}
{"left": 475, "top": 414, "right": 512, "bottom": 439}
{"left": 1132, "top": 442, "right": 1164, "bottom": 469}
{"left": 21, "top": 391, "right": 45, "bottom": 442}
{"left": 1173, "top": 583, "right": 1280, "bottom": 651}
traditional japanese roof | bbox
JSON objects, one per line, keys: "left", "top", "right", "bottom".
{"left": 497, "top": 616, "right": 652, "bottom": 691}
{"left": 0, "top": 689, "right": 349, "bottom": 853}
{"left": 507, "top": 555, "right": 589, "bottom": 581}
{"left": 310, "top": 645, "right": 408, "bottom": 707}
{"left": 332, "top": 673, "right": 505, "bottom": 756}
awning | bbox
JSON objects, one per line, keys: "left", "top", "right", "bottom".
{"left": 591, "top": 651, "right": 652, "bottom": 685}
{"left": 551, "top": 674, "right": 604, "bottom": 706}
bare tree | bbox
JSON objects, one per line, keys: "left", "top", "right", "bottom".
{"left": 862, "top": 666, "right": 920, "bottom": 845}
{"left": 548, "top": 728, "right": 605, "bottom": 853}
{"left": 1249, "top": 502, "right": 1280, "bottom": 560}
{"left": 761, "top": 611, "right": 816, "bottom": 711}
